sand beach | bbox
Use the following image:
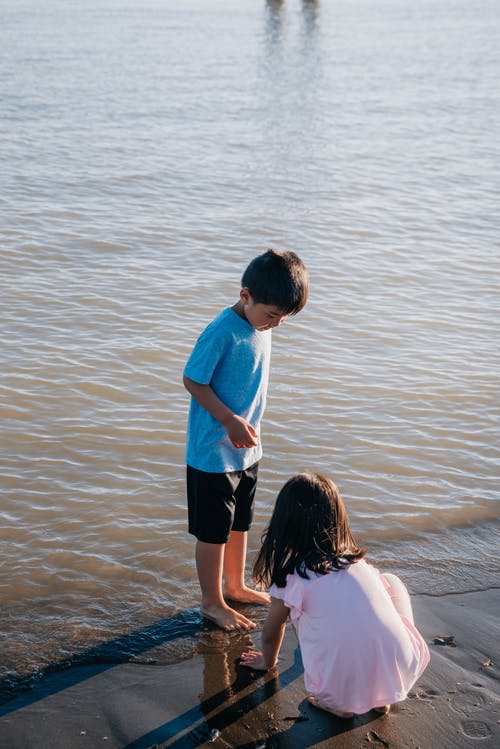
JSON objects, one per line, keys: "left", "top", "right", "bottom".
{"left": 1, "top": 587, "right": 499, "bottom": 749}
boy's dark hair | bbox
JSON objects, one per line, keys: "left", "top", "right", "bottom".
{"left": 241, "top": 248, "right": 309, "bottom": 315}
{"left": 253, "top": 473, "right": 366, "bottom": 589}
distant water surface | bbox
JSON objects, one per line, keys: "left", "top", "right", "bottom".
{"left": 1, "top": 0, "right": 499, "bottom": 692}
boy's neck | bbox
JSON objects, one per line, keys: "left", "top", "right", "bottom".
{"left": 232, "top": 300, "right": 247, "bottom": 321}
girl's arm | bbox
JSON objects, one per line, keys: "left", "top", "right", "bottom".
{"left": 183, "top": 375, "right": 258, "bottom": 448}
{"left": 239, "top": 597, "right": 289, "bottom": 671}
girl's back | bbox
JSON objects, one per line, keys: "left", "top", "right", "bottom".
{"left": 271, "top": 559, "right": 429, "bottom": 715}
{"left": 241, "top": 474, "right": 430, "bottom": 716}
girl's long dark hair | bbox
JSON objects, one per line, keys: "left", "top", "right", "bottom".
{"left": 253, "top": 473, "right": 366, "bottom": 588}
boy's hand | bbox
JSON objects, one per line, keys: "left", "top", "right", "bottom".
{"left": 239, "top": 650, "right": 270, "bottom": 671}
{"left": 224, "top": 415, "right": 259, "bottom": 448}
{"left": 182, "top": 378, "right": 259, "bottom": 448}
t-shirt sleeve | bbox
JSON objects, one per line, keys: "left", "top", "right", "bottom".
{"left": 184, "top": 323, "right": 228, "bottom": 385}
{"left": 270, "top": 576, "right": 303, "bottom": 620}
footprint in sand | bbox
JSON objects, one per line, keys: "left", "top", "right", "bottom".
{"left": 360, "top": 730, "right": 390, "bottom": 748}
{"left": 460, "top": 719, "right": 492, "bottom": 740}
{"left": 451, "top": 690, "right": 486, "bottom": 716}
{"left": 410, "top": 686, "right": 439, "bottom": 702}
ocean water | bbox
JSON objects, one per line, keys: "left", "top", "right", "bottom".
{"left": 1, "top": 0, "right": 499, "bottom": 695}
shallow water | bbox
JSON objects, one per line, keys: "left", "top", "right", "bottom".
{"left": 1, "top": 0, "right": 499, "bottom": 692}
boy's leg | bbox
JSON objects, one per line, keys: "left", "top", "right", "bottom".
{"left": 188, "top": 466, "right": 254, "bottom": 629}
{"left": 223, "top": 530, "right": 270, "bottom": 605}
{"left": 195, "top": 539, "right": 256, "bottom": 631}
{"left": 222, "top": 462, "right": 270, "bottom": 605}
{"left": 381, "top": 572, "right": 415, "bottom": 625}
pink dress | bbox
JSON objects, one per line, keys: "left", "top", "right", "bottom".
{"left": 270, "top": 560, "right": 430, "bottom": 714}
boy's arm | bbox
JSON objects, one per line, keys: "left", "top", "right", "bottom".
{"left": 183, "top": 375, "right": 258, "bottom": 448}
{"left": 239, "top": 597, "right": 289, "bottom": 671}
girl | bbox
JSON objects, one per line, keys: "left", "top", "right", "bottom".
{"left": 240, "top": 473, "right": 430, "bottom": 718}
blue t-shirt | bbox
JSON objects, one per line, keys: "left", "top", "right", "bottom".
{"left": 184, "top": 307, "right": 271, "bottom": 472}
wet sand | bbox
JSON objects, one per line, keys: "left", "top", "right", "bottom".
{"left": 1, "top": 589, "right": 499, "bottom": 749}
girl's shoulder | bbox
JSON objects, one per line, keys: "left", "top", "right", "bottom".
{"left": 344, "top": 558, "right": 377, "bottom": 578}
{"left": 276, "top": 560, "right": 374, "bottom": 591}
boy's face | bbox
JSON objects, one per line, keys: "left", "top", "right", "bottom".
{"left": 240, "top": 289, "right": 287, "bottom": 331}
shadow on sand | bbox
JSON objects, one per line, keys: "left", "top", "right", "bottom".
{"left": 0, "top": 608, "right": 203, "bottom": 712}
{"left": 0, "top": 607, "right": 374, "bottom": 748}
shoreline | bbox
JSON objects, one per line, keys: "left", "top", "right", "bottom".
{"left": 1, "top": 588, "right": 499, "bottom": 748}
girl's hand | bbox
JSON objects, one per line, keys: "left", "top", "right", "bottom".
{"left": 239, "top": 650, "right": 270, "bottom": 671}
{"left": 240, "top": 598, "right": 288, "bottom": 672}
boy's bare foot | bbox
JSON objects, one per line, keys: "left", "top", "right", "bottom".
{"left": 307, "top": 695, "right": 354, "bottom": 719}
{"left": 224, "top": 585, "right": 271, "bottom": 605}
{"left": 200, "top": 603, "right": 256, "bottom": 631}
{"left": 374, "top": 704, "right": 391, "bottom": 715}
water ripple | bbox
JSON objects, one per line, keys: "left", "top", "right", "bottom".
{"left": 1, "top": 0, "right": 499, "bottom": 685}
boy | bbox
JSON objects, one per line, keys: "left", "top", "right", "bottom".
{"left": 183, "top": 248, "right": 309, "bottom": 630}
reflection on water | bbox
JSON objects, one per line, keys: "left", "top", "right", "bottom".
{"left": 266, "top": 0, "right": 320, "bottom": 35}
{"left": 0, "top": 0, "right": 499, "bottom": 688}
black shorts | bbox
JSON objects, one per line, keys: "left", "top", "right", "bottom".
{"left": 186, "top": 462, "right": 259, "bottom": 544}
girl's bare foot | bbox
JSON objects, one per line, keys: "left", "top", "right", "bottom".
{"left": 200, "top": 603, "right": 256, "bottom": 631}
{"left": 224, "top": 585, "right": 271, "bottom": 605}
{"left": 307, "top": 695, "right": 354, "bottom": 718}
{"left": 374, "top": 705, "right": 391, "bottom": 715}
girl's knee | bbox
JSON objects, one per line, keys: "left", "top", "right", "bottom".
{"left": 381, "top": 573, "right": 414, "bottom": 624}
